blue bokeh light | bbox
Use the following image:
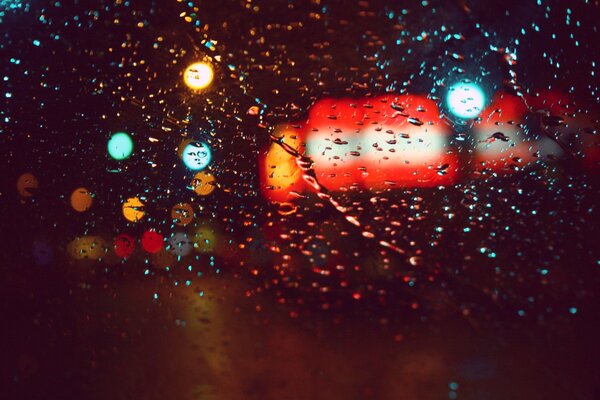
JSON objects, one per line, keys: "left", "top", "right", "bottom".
{"left": 447, "top": 81, "right": 486, "bottom": 119}
{"left": 182, "top": 141, "right": 211, "bottom": 170}
{"left": 107, "top": 132, "right": 134, "bottom": 160}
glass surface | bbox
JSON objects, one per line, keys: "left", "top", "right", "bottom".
{"left": 1, "top": 0, "right": 598, "bottom": 399}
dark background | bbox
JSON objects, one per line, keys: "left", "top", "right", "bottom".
{"left": 1, "top": 0, "right": 599, "bottom": 399}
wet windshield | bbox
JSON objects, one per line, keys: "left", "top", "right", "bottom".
{"left": 1, "top": 0, "right": 599, "bottom": 399}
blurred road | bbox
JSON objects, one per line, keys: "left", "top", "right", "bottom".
{"left": 2, "top": 268, "right": 598, "bottom": 400}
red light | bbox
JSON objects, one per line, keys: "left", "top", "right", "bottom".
{"left": 114, "top": 233, "right": 135, "bottom": 258}
{"left": 141, "top": 230, "right": 163, "bottom": 254}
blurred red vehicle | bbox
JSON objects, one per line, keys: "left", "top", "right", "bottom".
{"left": 260, "top": 91, "right": 598, "bottom": 202}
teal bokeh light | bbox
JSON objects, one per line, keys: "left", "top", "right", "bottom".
{"left": 447, "top": 81, "right": 486, "bottom": 119}
{"left": 182, "top": 141, "right": 211, "bottom": 170}
{"left": 107, "top": 132, "right": 134, "bottom": 160}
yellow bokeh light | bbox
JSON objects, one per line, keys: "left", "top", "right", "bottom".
{"left": 192, "top": 224, "right": 217, "bottom": 253}
{"left": 265, "top": 130, "right": 302, "bottom": 190}
{"left": 70, "top": 187, "right": 93, "bottom": 212}
{"left": 122, "top": 196, "right": 145, "bottom": 222}
{"left": 183, "top": 62, "right": 214, "bottom": 90}
{"left": 191, "top": 171, "right": 216, "bottom": 196}
{"left": 67, "top": 236, "right": 108, "bottom": 260}
{"left": 265, "top": 146, "right": 301, "bottom": 189}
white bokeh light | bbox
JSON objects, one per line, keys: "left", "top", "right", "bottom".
{"left": 183, "top": 62, "right": 214, "bottom": 90}
{"left": 447, "top": 81, "right": 486, "bottom": 119}
{"left": 182, "top": 141, "right": 211, "bottom": 170}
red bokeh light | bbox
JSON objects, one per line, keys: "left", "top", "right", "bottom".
{"left": 141, "top": 230, "right": 164, "bottom": 254}
{"left": 114, "top": 233, "right": 136, "bottom": 258}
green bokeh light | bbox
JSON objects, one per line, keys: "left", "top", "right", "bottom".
{"left": 107, "top": 132, "right": 134, "bottom": 160}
